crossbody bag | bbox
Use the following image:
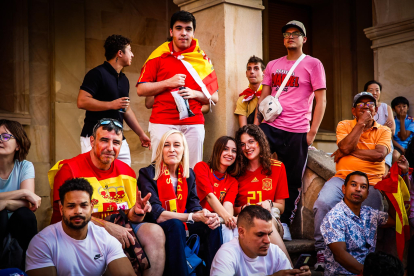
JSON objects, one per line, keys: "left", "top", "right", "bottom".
{"left": 259, "top": 54, "right": 306, "bottom": 122}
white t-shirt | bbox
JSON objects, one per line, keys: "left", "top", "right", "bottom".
{"left": 210, "top": 237, "right": 292, "bottom": 276}
{"left": 26, "top": 221, "right": 126, "bottom": 276}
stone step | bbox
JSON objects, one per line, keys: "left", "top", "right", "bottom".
{"left": 284, "top": 239, "right": 323, "bottom": 275}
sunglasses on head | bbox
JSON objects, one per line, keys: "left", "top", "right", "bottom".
{"left": 93, "top": 119, "right": 123, "bottom": 133}
{"left": 0, "top": 133, "right": 15, "bottom": 142}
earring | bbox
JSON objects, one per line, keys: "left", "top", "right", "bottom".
{"left": 116, "top": 57, "right": 118, "bottom": 62}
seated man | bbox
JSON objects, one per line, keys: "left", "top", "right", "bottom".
{"left": 234, "top": 56, "right": 264, "bottom": 127}
{"left": 320, "top": 171, "right": 395, "bottom": 276}
{"left": 391, "top": 96, "right": 414, "bottom": 163}
{"left": 49, "top": 118, "right": 165, "bottom": 276}
{"left": 26, "top": 178, "right": 135, "bottom": 275}
{"left": 210, "top": 205, "right": 310, "bottom": 276}
{"left": 313, "top": 92, "right": 391, "bottom": 271}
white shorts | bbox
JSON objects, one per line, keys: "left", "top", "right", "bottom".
{"left": 80, "top": 136, "right": 131, "bottom": 167}
{"left": 148, "top": 122, "right": 205, "bottom": 168}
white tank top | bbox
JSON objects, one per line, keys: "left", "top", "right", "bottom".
{"left": 375, "top": 102, "right": 388, "bottom": 125}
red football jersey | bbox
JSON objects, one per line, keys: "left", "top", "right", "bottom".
{"left": 137, "top": 41, "right": 206, "bottom": 125}
{"left": 194, "top": 161, "right": 238, "bottom": 212}
{"left": 235, "top": 159, "right": 289, "bottom": 207}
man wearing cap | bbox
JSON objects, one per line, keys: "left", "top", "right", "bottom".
{"left": 255, "top": 20, "right": 326, "bottom": 240}
{"left": 312, "top": 92, "right": 391, "bottom": 271}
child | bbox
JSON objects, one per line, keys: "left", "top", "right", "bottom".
{"left": 391, "top": 96, "right": 414, "bottom": 163}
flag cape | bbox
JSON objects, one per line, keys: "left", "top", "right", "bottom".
{"left": 142, "top": 39, "right": 218, "bottom": 97}
{"left": 374, "top": 163, "right": 410, "bottom": 260}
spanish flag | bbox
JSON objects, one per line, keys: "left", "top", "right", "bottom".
{"left": 374, "top": 163, "right": 411, "bottom": 260}
{"left": 141, "top": 38, "right": 218, "bottom": 100}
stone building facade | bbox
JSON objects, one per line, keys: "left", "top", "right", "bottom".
{"left": 0, "top": 0, "right": 413, "bottom": 230}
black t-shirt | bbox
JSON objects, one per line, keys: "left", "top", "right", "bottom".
{"left": 80, "top": 61, "right": 129, "bottom": 137}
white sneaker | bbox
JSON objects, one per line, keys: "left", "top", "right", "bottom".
{"left": 282, "top": 223, "right": 292, "bottom": 241}
{"left": 314, "top": 250, "right": 325, "bottom": 271}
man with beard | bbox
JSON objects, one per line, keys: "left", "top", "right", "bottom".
{"left": 48, "top": 119, "right": 165, "bottom": 276}
{"left": 320, "top": 171, "right": 395, "bottom": 276}
{"left": 26, "top": 178, "right": 135, "bottom": 275}
{"left": 210, "top": 205, "right": 311, "bottom": 276}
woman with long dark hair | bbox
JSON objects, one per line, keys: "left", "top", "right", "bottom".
{"left": 235, "top": 124, "right": 291, "bottom": 263}
{"left": 194, "top": 136, "right": 240, "bottom": 242}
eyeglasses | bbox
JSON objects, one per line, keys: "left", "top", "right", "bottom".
{"left": 0, "top": 133, "right": 15, "bottom": 142}
{"left": 282, "top": 32, "right": 303, "bottom": 38}
{"left": 355, "top": 102, "right": 376, "bottom": 108}
{"left": 93, "top": 119, "right": 123, "bottom": 133}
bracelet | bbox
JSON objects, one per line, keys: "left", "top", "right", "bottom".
{"left": 267, "top": 199, "right": 274, "bottom": 208}
{"left": 401, "top": 171, "right": 409, "bottom": 177}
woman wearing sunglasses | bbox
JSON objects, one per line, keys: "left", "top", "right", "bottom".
{"left": 0, "top": 119, "right": 40, "bottom": 270}
{"left": 194, "top": 136, "right": 240, "bottom": 243}
{"left": 235, "top": 124, "right": 291, "bottom": 263}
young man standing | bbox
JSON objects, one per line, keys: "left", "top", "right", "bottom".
{"left": 77, "top": 35, "right": 151, "bottom": 166}
{"left": 255, "top": 20, "right": 327, "bottom": 239}
{"left": 136, "top": 11, "right": 219, "bottom": 168}
{"left": 234, "top": 56, "right": 265, "bottom": 127}
{"left": 320, "top": 171, "right": 395, "bottom": 276}
{"left": 210, "top": 205, "right": 310, "bottom": 276}
{"left": 26, "top": 178, "right": 135, "bottom": 276}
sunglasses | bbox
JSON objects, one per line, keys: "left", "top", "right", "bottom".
{"left": 93, "top": 119, "right": 123, "bottom": 133}
{"left": 355, "top": 102, "right": 375, "bottom": 108}
{"left": 0, "top": 133, "right": 15, "bottom": 142}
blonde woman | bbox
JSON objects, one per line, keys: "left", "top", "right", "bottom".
{"left": 138, "top": 129, "right": 221, "bottom": 276}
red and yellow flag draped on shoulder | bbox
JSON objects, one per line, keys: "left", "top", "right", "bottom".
{"left": 140, "top": 38, "right": 218, "bottom": 95}
{"left": 374, "top": 163, "right": 411, "bottom": 260}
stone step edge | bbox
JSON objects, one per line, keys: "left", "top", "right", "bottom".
{"left": 284, "top": 239, "right": 315, "bottom": 254}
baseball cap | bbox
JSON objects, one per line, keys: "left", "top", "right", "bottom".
{"left": 353, "top": 92, "right": 376, "bottom": 107}
{"left": 282, "top": 20, "right": 306, "bottom": 36}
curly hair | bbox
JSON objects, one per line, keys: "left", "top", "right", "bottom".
{"left": 235, "top": 124, "right": 272, "bottom": 177}
{"left": 0, "top": 119, "right": 31, "bottom": 161}
{"left": 59, "top": 178, "right": 93, "bottom": 205}
{"left": 104, "top": 35, "right": 131, "bottom": 61}
{"left": 208, "top": 136, "right": 241, "bottom": 177}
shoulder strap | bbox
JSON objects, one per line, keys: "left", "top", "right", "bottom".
{"left": 274, "top": 54, "right": 306, "bottom": 99}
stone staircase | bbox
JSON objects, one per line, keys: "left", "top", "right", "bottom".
{"left": 286, "top": 149, "right": 336, "bottom": 275}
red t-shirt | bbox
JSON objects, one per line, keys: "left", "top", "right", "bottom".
{"left": 235, "top": 159, "right": 289, "bottom": 207}
{"left": 194, "top": 161, "right": 238, "bottom": 212}
{"left": 138, "top": 41, "right": 206, "bottom": 125}
{"left": 50, "top": 152, "right": 137, "bottom": 224}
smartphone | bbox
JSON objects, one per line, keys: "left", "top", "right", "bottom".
{"left": 293, "top": 254, "right": 311, "bottom": 269}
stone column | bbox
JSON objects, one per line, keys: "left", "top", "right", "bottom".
{"left": 364, "top": 1, "right": 414, "bottom": 116}
{"left": 173, "top": 0, "right": 264, "bottom": 160}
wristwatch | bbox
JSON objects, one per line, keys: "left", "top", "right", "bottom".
{"left": 187, "top": 213, "right": 195, "bottom": 224}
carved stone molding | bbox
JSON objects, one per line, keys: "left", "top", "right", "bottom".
{"left": 364, "top": 18, "right": 414, "bottom": 49}
{"left": 173, "top": 0, "right": 264, "bottom": 13}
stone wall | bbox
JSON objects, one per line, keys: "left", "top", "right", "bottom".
{"left": 365, "top": 0, "right": 414, "bottom": 117}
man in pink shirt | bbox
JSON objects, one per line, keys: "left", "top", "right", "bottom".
{"left": 255, "top": 20, "right": 327, "bottom": 240}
